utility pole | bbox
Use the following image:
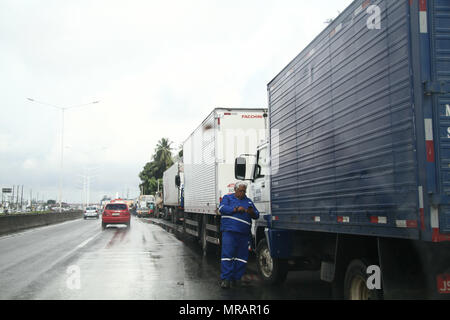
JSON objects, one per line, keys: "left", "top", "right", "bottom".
{"left": 12, "top": 185, "right": 15, "bottom": 211}
{"left": 21, "top": 185, "right": 23, "bottom": 210}
{"left": 16, "top": 185, "right": 19, "bottom": 210}
{"left": 87, "top": 176, "right": 90, "bottom": 206}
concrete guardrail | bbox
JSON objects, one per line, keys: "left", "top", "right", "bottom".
{"left": 0, "top": 211, "right": 83, "bottom": 236}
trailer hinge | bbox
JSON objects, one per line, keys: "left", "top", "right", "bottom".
{"left": 424, "top": 81, "right": 450, "bottom": 95}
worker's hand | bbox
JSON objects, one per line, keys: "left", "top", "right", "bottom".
{"left": 247, "top": 206, "right": 257, "bottom": 218}
{"left": 237, "top": 206, "right": 246, "bottom": 212}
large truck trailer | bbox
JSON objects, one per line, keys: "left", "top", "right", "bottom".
{"left": 182, "top": 108, "right": 267, "bottom": 253}
{"left": 162, "top": 161, "right": 184, "bottom": 223}
{"left": 235, "top": 0, "right": 450, "bottom": 299}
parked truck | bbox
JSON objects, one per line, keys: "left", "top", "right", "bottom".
{"left": 162, "top": 161, "right": 184, "bottom": 224}
{"left": 182, "top": 108, "right": 267, "bottom": 253}
{"left": 235, "top": 0, "right": 450, "bottom": 299}
{"left": 136, "top": 194, "right": 156, "bottom": 218}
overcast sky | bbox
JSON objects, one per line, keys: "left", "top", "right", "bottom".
{"left": 0, "top": 0, "right": 353, "bottom": 204}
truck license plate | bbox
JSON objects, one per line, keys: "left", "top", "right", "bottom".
{"left": 437, "top": 274, "right": 450, "bottom": 294}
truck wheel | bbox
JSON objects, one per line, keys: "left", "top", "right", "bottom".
{"left": 256, "top": 239, "right": 288, "bottom": 285}
{"left": 344, "top": 259, "right": 383, "bottom": 300}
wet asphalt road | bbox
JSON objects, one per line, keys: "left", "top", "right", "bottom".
{"left": 0, "top": 216, "right": 331, "bottom": 300}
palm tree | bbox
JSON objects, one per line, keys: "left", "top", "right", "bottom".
{"left": 153, "top": 138, "right": 173, "bottom": 173}
{"left": 139, "top": 138, "right": 175, "bottom": 194}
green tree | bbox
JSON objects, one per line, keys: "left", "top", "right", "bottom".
{"left": 154, "top": 138, "right": 173, "bottom": 171}
{"left": 177, "top": 143, "right": 183, "bottom": 159}
{"left": 139, "top": 138, "right": 174, "bottom": 194}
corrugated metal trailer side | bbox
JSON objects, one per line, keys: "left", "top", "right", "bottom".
{"left": 183, "top": 111, "right": 217, "bottom": 215}
{"left": 268, "top": 0, "right": 450, "bottom": 242}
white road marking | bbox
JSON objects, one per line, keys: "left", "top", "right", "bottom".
{"left": 76, "top": 234, "right": 98, "bottom": 249}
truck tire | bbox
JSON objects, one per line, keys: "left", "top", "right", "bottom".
{"left": 256, "top": 239, "right": 288, "bottom": 285}
{"left": 343, "top": 259, "right": 383, "bottom": 300}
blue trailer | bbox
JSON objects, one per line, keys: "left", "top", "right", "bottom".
{"left": 236, "top": 0, "right": 450, "bottom": 299}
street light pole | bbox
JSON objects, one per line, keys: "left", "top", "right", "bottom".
{"left": 60, "top": 108, "right": 64, "bottom": 213}
{"left": 26, "top": 98, "right": 100, "bottom": 212}
{"left": 66, "top": 146, "right": 107, "bottom": 209}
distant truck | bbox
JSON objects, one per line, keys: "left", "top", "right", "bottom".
{"left": 162, "top": 161, "right": 184, "bottom": 224}
{"left": 235, "top": 0, "right": 450, "bottom": 299}
{"left": 100, "top": 198, "right": 111, "bottom": 212}
{"left": 136, "top": 195, "right": 156, "bottom": 218}
{"left": 154, "top": 191, "right": 164, "bottom": 217}
{"left": 182, "top": 108, "right": 267, "bottom": 253}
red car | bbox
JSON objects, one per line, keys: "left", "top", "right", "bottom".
{"left": 102, "top": 203, "right": 130, "bottom": 230}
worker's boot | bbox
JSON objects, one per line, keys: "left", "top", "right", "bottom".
{"left": 220, "top": 279, "right": 231, "bottom": 289}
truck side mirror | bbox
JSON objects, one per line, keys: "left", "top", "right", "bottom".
{"left": 254, "top": 164, "right": 262, "bottom": 179}
{"left": 175, "top": 175, "right": 181, "bottom": 187}
{"left": 235, "top": 157, "right": 247, "bottom": 180}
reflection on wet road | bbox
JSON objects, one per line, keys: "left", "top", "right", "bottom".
{"left": 0, "top": 216, "right": 331, "bottom": 300}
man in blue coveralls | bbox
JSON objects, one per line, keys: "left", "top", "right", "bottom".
{"left": 219, "top": 181, "right": 259, "bottom": 289}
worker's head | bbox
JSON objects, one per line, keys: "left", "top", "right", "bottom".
{"left": 234, "top": 182, "right": 247, "bottom": 200}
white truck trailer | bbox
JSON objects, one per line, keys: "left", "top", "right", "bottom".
{"left": 162, "top": 161, "right": 184, "bottom": 223}
{"left": 182, "top": 108, "right": 267, "bottom": 253}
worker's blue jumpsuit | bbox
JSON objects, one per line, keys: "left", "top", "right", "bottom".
{"left": 219, "top": 194, "right": 260, "bottom": 281}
